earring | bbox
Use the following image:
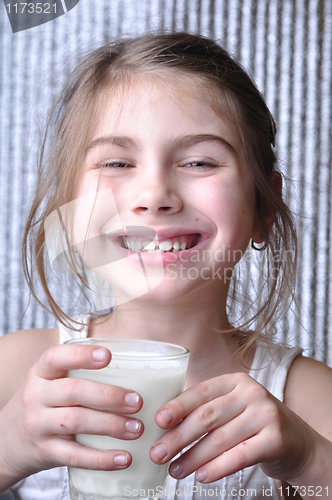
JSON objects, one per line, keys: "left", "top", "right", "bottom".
{"left": 251, "top": 239, "right": 268, "bottom": 251}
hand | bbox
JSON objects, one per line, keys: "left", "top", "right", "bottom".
{"left": 150, "top": 372, "right": 317, "bottom": 484}
{"left": 0, "top": 344, "right": 143, "bottom": 486}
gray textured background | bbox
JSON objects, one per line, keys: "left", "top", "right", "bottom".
{"left": 0, "top": 0, "right": 332, "bottom": 376}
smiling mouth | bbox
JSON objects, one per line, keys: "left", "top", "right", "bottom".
{"left": 118, "top": 233, "right": 201, "bottom": 253}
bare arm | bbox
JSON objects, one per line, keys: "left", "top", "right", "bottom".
{"left": 0, "top": 328, "right": 59, "bottom": 490}
{"left": 282, "top": 355, "right": 332, "bottom": 499}
{"left": 0, "top": 328, "right": 59, "bottom": 409}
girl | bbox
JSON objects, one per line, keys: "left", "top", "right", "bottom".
{"left": 0, "top": 33, "right": 332, "bottom": 500}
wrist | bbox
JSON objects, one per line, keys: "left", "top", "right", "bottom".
{"left": 287, "top": 433, "right": 331, "bottom": 499}
{"left": 0, "top": 411, "right": 27, "bottom": 493}
{"left": 0, "top": 452, "right": 25, "bottom": 494}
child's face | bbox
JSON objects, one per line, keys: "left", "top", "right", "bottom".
{"left": 71, "top": 77, "right": 259, "bottom": 304}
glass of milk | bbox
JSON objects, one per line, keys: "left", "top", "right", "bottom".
{"left": 66, "top": 338, "right": 190, "bottom": 500}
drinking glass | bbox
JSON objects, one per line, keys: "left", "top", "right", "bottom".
{"left": 66, "top": 338, "right": 190, "bottom": 500}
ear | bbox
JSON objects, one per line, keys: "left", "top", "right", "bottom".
{"left": 251, "top": 171, "right": 282, "bottom": 244}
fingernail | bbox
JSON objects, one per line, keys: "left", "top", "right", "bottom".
{"left": 196, "top": 469, "right": 207, "bottom": 482}
{"left": 125, "top": 392, "right": 140, "bottom": 407}
{"left": 125, "top": 420, "right": 141, "bottom": 434}
{"left": 152, "top": 443, "right": 168, "bottom": 460}
{"left": 159, "top": 408, "right": 173, "bottom": 423}
{"left": 92, "top": 348, "right": 106, "bottom": 362}
{"left": 169, "top": 462, "right": 183, "bottom": 478}
{"left": 114, "top": 454, "right": 128, "bottom": 466}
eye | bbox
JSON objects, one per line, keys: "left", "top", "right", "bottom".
{"left": 97, "top": 160, "right": 133, "bottom": 169}
{"left": 181, "top": 159, "right": 221, "bottom": 170}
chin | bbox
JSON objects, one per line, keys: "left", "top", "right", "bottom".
{"left": 124, "top": 275, "right": 205, "bottom": 306}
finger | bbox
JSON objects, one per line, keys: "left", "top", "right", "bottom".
{"left": 43, "top": 407, "right": 143, "bottom": 440}
{"left": 43, "top": 377, "right": 142, "bottom": 414}
{"left": 50, "top": 438, "right": 132, "bottom": 470}
{"left": 167, "top": 411, "right": 260, "bottom": 479}
{"left": 151, "top": 391, "right": 245, "bottom": 464}
{"left": 35, "top": 345, "right": 112, "bottom": 379}
{"left": 155, "top": 373, "right": 240, "bottom": 429}
{"left": 193, "top": 434, "right": 265, "bottom": 484}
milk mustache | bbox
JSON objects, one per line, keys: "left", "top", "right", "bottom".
{"left": 67, "top": 339, "right": 190, "bottom": 500}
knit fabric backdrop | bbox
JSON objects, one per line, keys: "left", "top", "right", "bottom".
{"left": 0, "top": 0, "right": 331, "bottom": 370}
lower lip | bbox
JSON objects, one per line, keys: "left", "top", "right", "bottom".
{"left": 107, "top": 235, "right": 211, "bottom": 265}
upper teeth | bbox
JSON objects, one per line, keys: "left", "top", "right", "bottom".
{"left": 125, "top": 239, "right": 187, "bottom": 252}
{"left": 121, "top": 235, "right": 192, "bottom": 253}
{"left": 117, "top": 233, "right": 202, "bottom": 252}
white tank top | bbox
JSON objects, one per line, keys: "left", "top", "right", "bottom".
{"left": 10, "top": 314, "right": 302, "bottom": 500}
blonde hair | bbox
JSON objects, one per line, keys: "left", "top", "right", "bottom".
{"left": 23, "top": 32, "right": 297, "bottom": 353}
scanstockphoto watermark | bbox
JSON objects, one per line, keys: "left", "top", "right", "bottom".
{"left": 166, "top": 263, "right": 287, "bottom": 283}
{"left": 164, "top": 246, "right": 295, "bottom": 266}
{"left": 165, "top": 247, "right": 296, "bottom": 282}
{"left": 3, "top": 0, "right": 80, "bottom": 33}
{"left": 123, "top": 485, "right": 276, "bottom": 497}
{"left": 44, "top": 191, "right": 297, "bottom": 311}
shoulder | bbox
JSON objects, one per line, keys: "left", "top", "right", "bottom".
{"left": 0, "top": 328, "right": 60, "bottom": 408}
{"left": 0, "top": 327, "right": 60, "bottom": 360}
{"left": 284, "top": 354, "right": 332, "bottom": 440}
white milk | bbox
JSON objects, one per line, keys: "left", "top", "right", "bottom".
{"left": 67, "top": 343, "right": 188, "bottom": 500}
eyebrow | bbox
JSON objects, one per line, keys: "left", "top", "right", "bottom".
{"left": 86, "top": 135, "right": 139, "bottom": 151}
{"left": 86, "top": 133, "right": 237, "bottom": 155}
{"left": 173, "top": 134, "right": 237, "bottom": 155}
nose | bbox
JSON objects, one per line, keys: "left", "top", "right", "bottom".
{"left": 128, "top": 168, "right": 183, "bottom": 215}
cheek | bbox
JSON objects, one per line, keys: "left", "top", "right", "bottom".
{"left": 196, "top": 176, "right": 254, "bottom": 213}
{"left": 68, "top": 182, "right": 122, "bottom": 244}
{"left": 202, "top": 177, "right": 255, "bottom": 241}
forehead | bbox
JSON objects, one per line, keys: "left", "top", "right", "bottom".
{"left": 91, "top": 75, "right": 242, "bottom": 150}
